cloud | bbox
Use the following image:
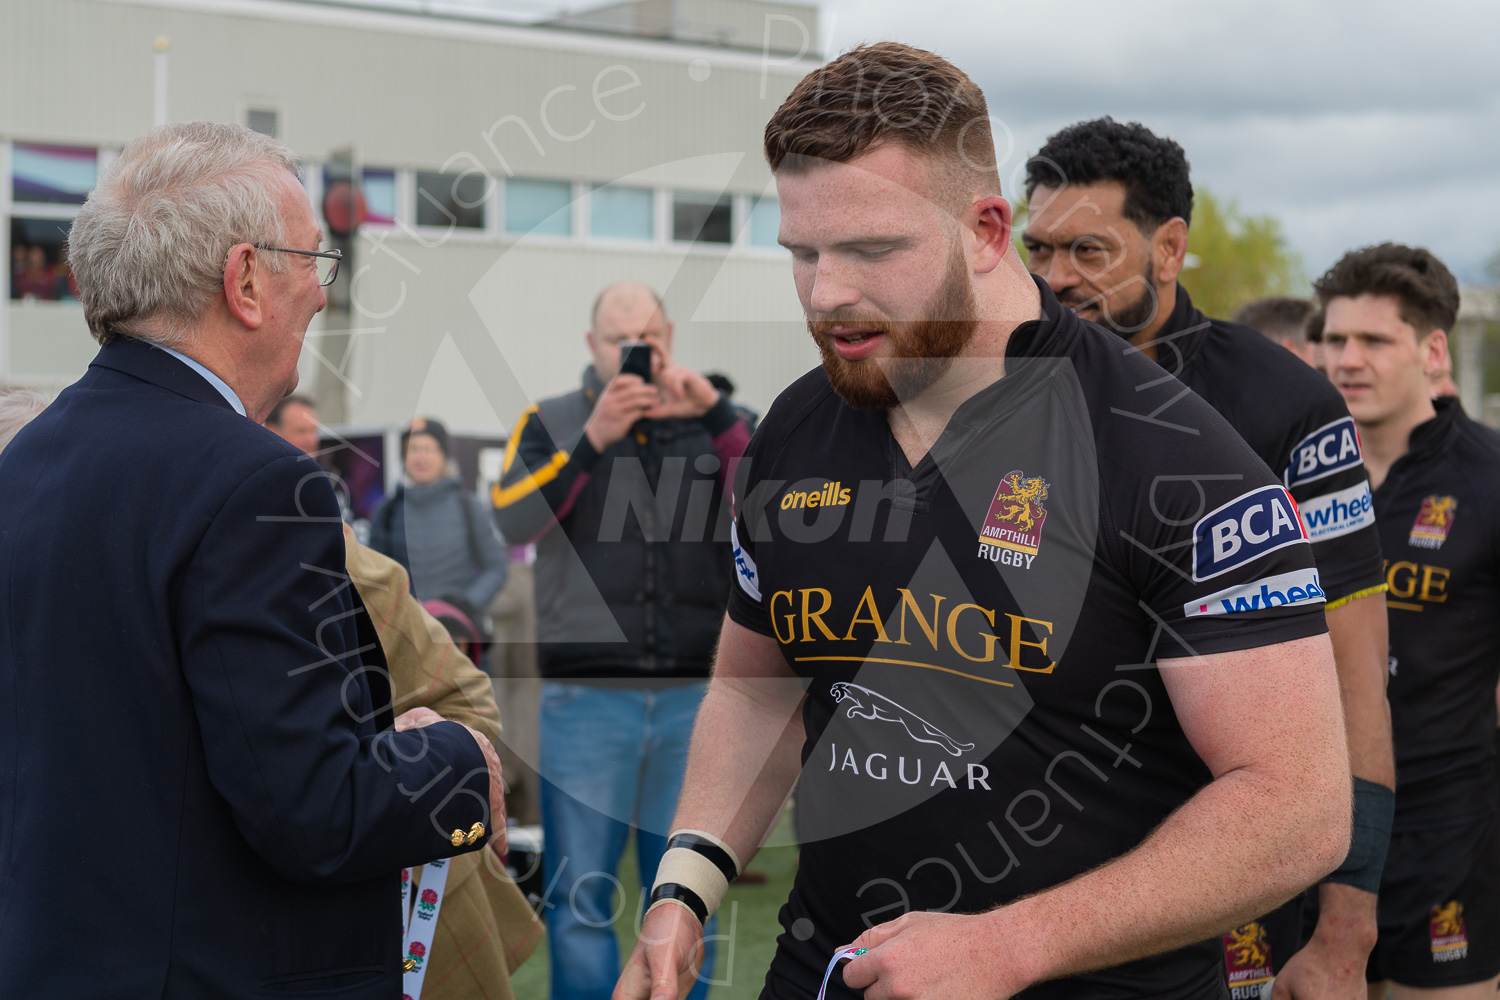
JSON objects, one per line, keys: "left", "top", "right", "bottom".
{"left": 817, "top": 0, "right": 1500, "bottom": 281}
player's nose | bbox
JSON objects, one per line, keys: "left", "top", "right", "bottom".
{"left": 1335, "top": 338, "right": 1365, "bottom": 370}
{"left": 808, "top": 257, "right": 861, "bottom": 315}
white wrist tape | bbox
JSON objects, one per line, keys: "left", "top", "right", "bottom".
{"left": 651, "top": 848, "right": 731, "bottom": 917}
{"left": 670, "top": 829, "right": 743, "bottom": 876}
{"left": 649, "top": 829, "right": 742, "bottom": 920}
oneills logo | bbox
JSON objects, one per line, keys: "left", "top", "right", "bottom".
{"left": 1222, "top": 922, "right": 1274, "bottom": 998}
{"left": 781, "top": 481, "right": 852, "bottom": 510}
{"left": 1409, "top": 495, "right": 1458, "bottom": 550}
{"left": 1430, "top": 901, "right": 1469, "bottom": 962}
{"left": 980, "top": 471, "right": 1049, "bottom": 556}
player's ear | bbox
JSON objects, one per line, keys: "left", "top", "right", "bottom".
{"left": 1152, "top": 217, "right": 1189, "bottom": 286}
{"left": 1421, "top": 328, "right": 1449, "bottom": 376}
{"left": 970, "top": 195, "right": 1012, "bottom": 275}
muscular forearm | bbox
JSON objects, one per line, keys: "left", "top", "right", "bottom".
{"left": 664, "top": 620, "right": 806, "bottom": 869}
{"left": 992, "top": 759, "right": 1349, "bottom": 989}
{"left": 985, "top": 636, "right": 1351, "bottom": 992}
{"left": 1312, "top": 882, "right": 1378, "bottom": 952}
{"left": 617, "top": 621, "right": 802, "bottom": 1000}
{"left": 1326, "top": 592, "right": 1395, "bottom": 789}
{"left": 669, "top": 673, "right": 805, "bottom": 867}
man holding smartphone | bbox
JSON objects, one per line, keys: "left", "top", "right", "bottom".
{"left": 494, "top": 281, "right": 751, "bottom": 1000}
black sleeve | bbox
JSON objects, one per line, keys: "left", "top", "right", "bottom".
{"left": 1104, "top": 413, "right": 1330, "bottom": 662}
{"left": 1279, "top": 413, "right": 1387, "bottom": 606}
{"left": 491, "top": 404, "right": 602, "bottom": 544}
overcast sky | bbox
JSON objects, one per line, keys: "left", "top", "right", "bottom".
{"left": 815, "top": 0, "right": 1500, "bottom": 286}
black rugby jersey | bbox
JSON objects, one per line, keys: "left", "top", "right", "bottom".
{"left": 1156, "top": 286, "right": 1386, "bottom": 606}
{"left": 727, "top": 278, "right": 1328, "bottom": 1000}
{"left": 1372, "top": 397, "right": 1500, "bottom": 831}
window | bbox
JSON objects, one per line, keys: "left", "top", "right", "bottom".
{"left": 362, "top": 169, "right": 396, "bottom": 225}
{"left": 505, "top": 178, "right": 571, "bottom": 236}
{"left": 590, "top": 184, "right": 653, "bottom": 240}
{"left": 416, "top": 170, "right": 487, "bottom": 230}
{"left": 10, "top": 217, "right": 76, "bottom": 301}
{"left": 673, "top": 191, "right": 731, "bottom": 244}
{"left": 747, "top": 196, "right": 781, "bottom": 248}
{"left": 12, "top": 143, "right": 97, "bottom": 205}
{"left": 321, "top": 166, "right": 397, "bottom": 226}
{"left": 246, "top": 108, "right": 279, "bottom": 138}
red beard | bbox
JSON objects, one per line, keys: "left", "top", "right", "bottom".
{"left": 808, "top": 242, "right": 979, "bottom": 410}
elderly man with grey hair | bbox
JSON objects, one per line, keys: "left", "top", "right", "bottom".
{"left": 0, "top": 122, "right": 505, "bottom": 999}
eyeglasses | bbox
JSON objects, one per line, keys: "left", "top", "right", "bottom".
{"left": 254, "top": 245, "right": 343, "bottom": 286}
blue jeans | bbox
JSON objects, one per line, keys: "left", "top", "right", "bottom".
{"left": 539, "top": 680, "right": 716, "bottom": 1000}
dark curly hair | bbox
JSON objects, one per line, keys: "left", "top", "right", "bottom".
{"left": 1311, "top": 243, "right": 1459, "bottom": 339}
{"left": 1025, "top": 118, "right": 1193, "bottom": 231}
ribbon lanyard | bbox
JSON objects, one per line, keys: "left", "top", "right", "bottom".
{"left": 400, "top": 858, "right": 452, "bottom": 1000}
{"left": 816, "top": 946, "right": 867, "bottom": 1000}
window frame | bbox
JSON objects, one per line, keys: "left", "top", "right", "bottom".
{"left": 10, "top": 140, "right": 100, "bottom": 209}
{"left": 501, "top": 176, "right": 575, "bottom": 240}
{"left": 586, "top": 181, "right": 657, "bottom": 244}
{"left": 412, "top": 168, "right": 492, "bottom": 235}
{"left": 670, "top": 189, "right": 735, "bottom": 249}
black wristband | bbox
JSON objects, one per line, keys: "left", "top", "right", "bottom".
{"left": 649, "top": 882, "right": 708, "bottom": 925}
{"left": 667, "top": 832, "right": 740, "bottom": 883}
{"left": 1325, "top": 776, "right": 1395, "bottom": 895}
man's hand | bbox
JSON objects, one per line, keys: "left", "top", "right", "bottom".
{"left": 394, "top": 707, "right": 444, "bottom": 730}
{"left": 1271, "top": 885, "right": 1378, "bottom": 1000}
{"left": 614, "top": 902, "right": 705, "bottom": 1000}
{"left": 585, "top": 373, "right": 659, "bottom": 451}
{"left": 841, "top": 911, "right": 1028, "bottom": 1000}
{"left": 393, "top": 707, "right": 508, "bottom": 854}
{"left": 647, "top": 365, "right": 720, "bottom": 421}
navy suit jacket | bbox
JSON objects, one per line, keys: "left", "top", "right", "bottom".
{"left": 0, "top": 337, "right": 493, "bottom": 998}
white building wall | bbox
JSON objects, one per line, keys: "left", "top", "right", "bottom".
{"left": 1, "top": 0, "right": 820, "bottom": 426}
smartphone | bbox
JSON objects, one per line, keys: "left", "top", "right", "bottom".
{"left": 619, "top": 340, "right": 653, "bottom": 383}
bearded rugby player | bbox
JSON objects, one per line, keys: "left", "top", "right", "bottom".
{"left": 1023, "top": 119, "right": 1394, "bottom": 1000}
{"left": 616, "top": 44, "right": 1350, "bottom": 1000}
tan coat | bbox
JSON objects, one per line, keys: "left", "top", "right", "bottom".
{"left": 345, "top": 526, "right": 544, "bottom": 1000}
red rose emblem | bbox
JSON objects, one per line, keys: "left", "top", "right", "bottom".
{"left": 409, "top": 942, "right": 427, "bottom": 958}
{"left": 421, "top": 888, "right": 438, "bottom": 904}
{"left": 401, "top": 869, "right": 410, "bottom": 881}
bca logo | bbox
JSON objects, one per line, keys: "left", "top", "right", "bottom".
{"left": 1193, "top": 486, "right": 1308, "bottom": 581}
{"left": 1285, "top": 416, "right": 1362, "bottom": 488}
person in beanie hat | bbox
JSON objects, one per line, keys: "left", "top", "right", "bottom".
{"left": 372, "top": 415, "right": 508, "bottom": 633}
{"left": 402, "top": 416, "right": 451, "bottom": 464}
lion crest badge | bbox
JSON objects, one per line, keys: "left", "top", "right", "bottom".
{"left": 979, "top": 470, "right": 1050, "bottom": 557}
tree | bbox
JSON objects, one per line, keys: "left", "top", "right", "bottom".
{"left": 1180, "top": 189, "right": 1306, "bottom": 320}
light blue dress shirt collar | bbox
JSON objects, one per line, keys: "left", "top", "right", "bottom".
{"left": 157, "top": 345, "right": 246, "bottom": 417}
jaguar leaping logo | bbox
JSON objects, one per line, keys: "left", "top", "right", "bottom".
{"left": 829, "top": 682, "right": 975, "bottom": 757}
